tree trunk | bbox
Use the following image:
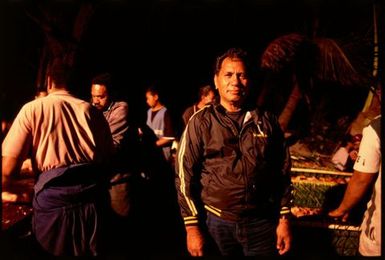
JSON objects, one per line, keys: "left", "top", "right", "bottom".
{"left": 278, "top": 74, "right": 302, "bottom": 132}
{"left": 32, "top": 2, "right": 94, "bottom": 91}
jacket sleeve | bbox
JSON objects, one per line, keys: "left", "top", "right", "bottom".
{"left": 109, "top": 102, "right": 129, "bottom": 150}
{"left": 269, "top": 112, "right": 293, "bottom": 217}
{"left": 175, "top": 115, "right": 204, "bottom": 226}
{"left": 279, "top": 140, "right": 293, "bottom": 216}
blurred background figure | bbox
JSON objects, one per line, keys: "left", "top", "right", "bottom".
{"left": 181, "top": 84, "right": 216, "bottom": 127}
{"left": 145, "top": 85, "right": 176, "bottom": 163}
{"left": 331, "top": 134, "right": 362, "bottom": 171}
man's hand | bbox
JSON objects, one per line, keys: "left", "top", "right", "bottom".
{"left": 349, "top": 150, "right": 358, "bottom": 161}
{"left": 276, "top": 218, "right": 291, "bottom": 255}
{"left": 186, "top": 226, "right": 205, "bottom": 256}
{"left": 328, "top": 208, "right": 349, "bottom": 222}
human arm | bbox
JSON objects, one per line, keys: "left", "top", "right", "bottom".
{"left": 107, "top": 102, "right": 129, "bottom": 149}
{"left": 175, "top": 116, "right": 205, "bottom": 256}
{"left": 271, "top": 112, "right": 293, "bottom": 254}
{"left": 276, "top": 217, "right": 291, "bottom": 255}
{"left": 2, "top": 156, "right": 23, "bottom": 192}
{"left": 185, "top": 226, "right": 205, "bottom": 256}
{"left": 155, "top": 137, "right": 173, "bottom": 147}
{"left": 2, "top": 106, "right": 32, "bottom": 198}
{"left": 328, "top": 171, "right": 377, "bottom": 221}
{"left": 328, "top": 123, "right": 380, "bottom": 221}
{"left": 275, "top": 144, "right": 293, "bottom": 255}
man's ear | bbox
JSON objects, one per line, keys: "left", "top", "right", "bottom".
{"left": 214, "top": 75, "right": 218, "bottom": 89}
{"left": 47, "top": 76, "right": 53, "bottom": 91}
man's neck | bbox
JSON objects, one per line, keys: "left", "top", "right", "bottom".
{"left": 48, "top": 87, "right": 68, "bottom": 94}
{"left": 196, "top": 100, "right": 206, "bottom": 109}
{"left": 220, "top": 101, "right": 242, "bottom": 112}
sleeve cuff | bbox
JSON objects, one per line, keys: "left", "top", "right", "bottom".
{"left": 280, "top": 206, "right": 291, "bottom": 215}
{"left": 184, "top": 216, "right": 199, "bottom": 226}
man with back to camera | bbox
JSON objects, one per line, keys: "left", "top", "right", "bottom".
{"left": 2, "top": 62, "right": 114, "bottom": 256}
{"left": 175, "top": 48, "right": 293, "bottom": 256}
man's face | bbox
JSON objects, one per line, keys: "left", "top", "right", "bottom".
{"left": 214, "top": 57, "right": 249, "bottom": 106}
{"left": 146, "top": 92, "right": 158, "bottom": 108}
{"left": 91, "top": 84, "right": 110, "bottom": 111}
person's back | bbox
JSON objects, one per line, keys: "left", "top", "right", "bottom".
{"left": 9, "top": 92, "right": 111, "bottom": 171}
{"left": 2, "top": 63, "right": 114, "bottom": 256}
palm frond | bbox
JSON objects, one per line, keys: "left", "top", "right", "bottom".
{"left": 314, "top": 38, "right": 364, "bottom": 86}
{"left": 261, "top": 33, "right": 307, "bottom": 72}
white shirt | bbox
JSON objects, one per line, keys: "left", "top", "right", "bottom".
{"left": 354, "top": 121, "right": 381, "bottom": 256}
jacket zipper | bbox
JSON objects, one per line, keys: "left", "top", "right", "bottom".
{"left": 238, "top": 118, "right": 254, "bottom": 210}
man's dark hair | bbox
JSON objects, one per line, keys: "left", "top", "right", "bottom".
{"left": 214, "top": 48, "right": 250, "bottom": 75}
{"left": 198, "top": 84, "right": 214, "bottom": 98}
{"left": 91, "top": 73, "right": 112, "bottom": 90}
{"left": 146, "top": 85, "right": 164, "bottom": 103}
{"left": 47, "top": 62, "right": 71, "bottom": 87}
{"left": 146, "top": 85, "right": 158, "bottom": 95}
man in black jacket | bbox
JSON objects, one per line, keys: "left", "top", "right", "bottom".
{"left": 175, "top": 48, "right": 293, "bottom": 256}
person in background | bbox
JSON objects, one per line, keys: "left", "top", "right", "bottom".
{"left": 2, "top": 62, "right": 114, "bottom": 256}
{"left": 145, "top": 86, "right": 176, "bottom": 163}
{"left": 329, "top": 115, "right": 381, "bottom": 256}
{"left": 91, "top": 72, "right": 135, "bottom": 218}
{"left": 331, "top": 134, "right": 362, "bottom": 172}
{"left": 175, "top": 48, "right": 293, "bottom": 257}
{"left": 91, "top": 72, "right": 141, "bottom": 255}
{"left": 181, "top": 84, "right": 216, "bottom": 127}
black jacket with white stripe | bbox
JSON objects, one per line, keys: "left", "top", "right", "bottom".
{"left": 175, "top": 103, "right": 292, "bottom": 226}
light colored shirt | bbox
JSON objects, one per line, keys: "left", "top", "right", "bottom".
{"left": 146, "top": 107, "right": 175, "bottom": 161}
{"left": 354, "top": 118, "right": 381, "bottom": 256}
{"left": 103, "top": 101, "right": 129, "bottom": 149}
{"left": 331, "top": 147, "right": 349, "bottom": 171}
{"left": 2, "top": 90, "right": 113, "bottom": 173}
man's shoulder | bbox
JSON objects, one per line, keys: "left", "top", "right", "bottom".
{"left": 369, "top": 115, "right": 381, "bottom": 136}
{"left": 182, "top": 105, "right": 194, "bottom": 115}
{"left": 252, "top": 107, "right": 279, "bottom": 122}
{"left": 111, "top": 101, "right": 129, "bottom": 112}
{"left": 188, "top": 104, "right": 213, "bottom": 123}
{"left": 114, "top": 101, "right": 129, "bottom": 107}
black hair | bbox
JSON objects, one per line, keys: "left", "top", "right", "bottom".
{"left": 91, "top": 73, "right": 113, "bottom": 90}
{"left": 47, "top": 62, "right": 71, "bottom": 87}
{"left": 214, "top": 48, "right": 250, "bottom": 75}
{"left": 198, "top": 84, "right": 214, "bottom": 98}
{"left": 145, "top": 85, "right": 164, "bottom": 103}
